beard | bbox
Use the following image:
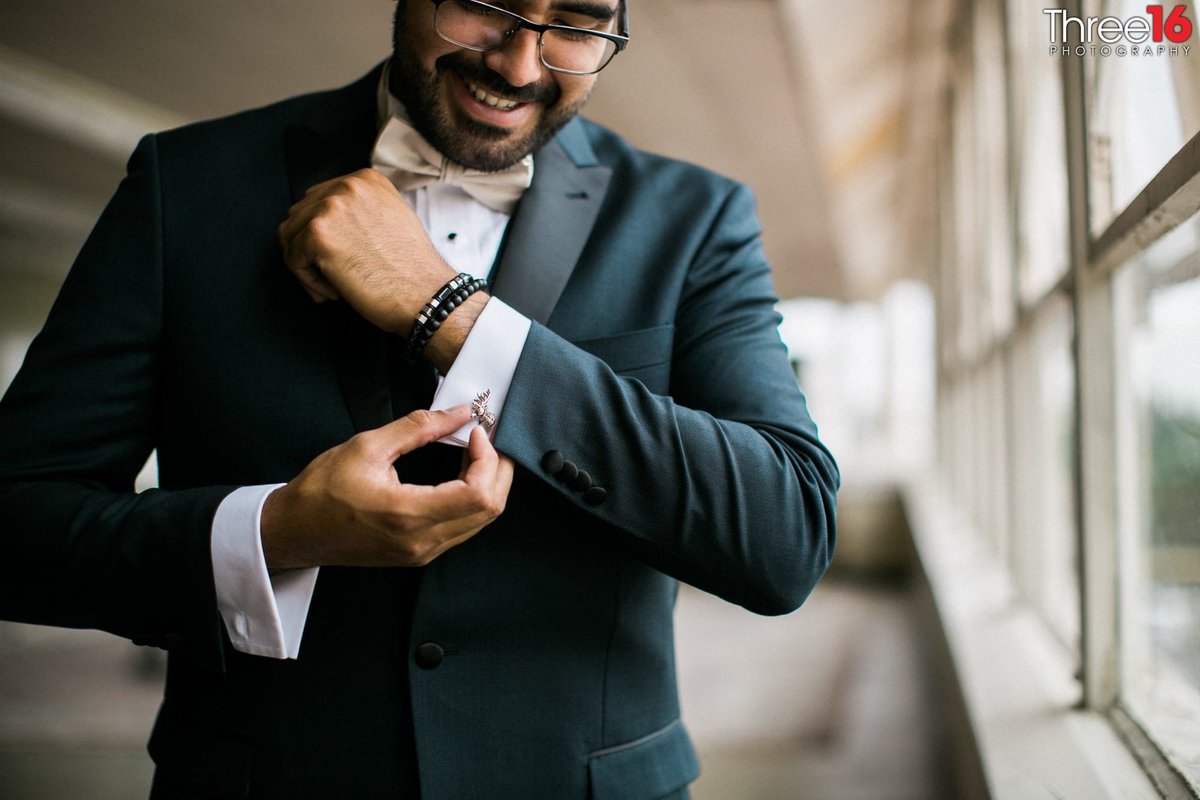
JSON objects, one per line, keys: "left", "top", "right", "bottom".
{"left": 390, "top": 11, "right": 590, "bottom": 172}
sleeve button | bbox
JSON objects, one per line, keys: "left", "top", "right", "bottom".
{"left": 541, "top": 450, "right": 565, "bottom": 474}
{"left": 570, "top": 470, "right": 592, "bottom": 492}
{"left": 582, "top": 486, "right": 608, "bottom": 506}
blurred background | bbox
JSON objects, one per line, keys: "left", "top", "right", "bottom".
{"left": 1, "top": 0, "right": 1199, "bottom": 797}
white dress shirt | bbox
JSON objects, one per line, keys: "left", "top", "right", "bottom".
{"left": 210, "top": 96, "right": 532, "bottom": 660}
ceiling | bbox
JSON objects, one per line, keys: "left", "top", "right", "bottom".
{"left": 0, "top": 0, "right": 955, "bottom": 301}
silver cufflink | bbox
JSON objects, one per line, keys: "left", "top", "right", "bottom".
{"left": 471, "top": 389, "right": 496, "bottom": 429}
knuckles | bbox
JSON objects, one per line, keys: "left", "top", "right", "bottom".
{"left": 406, "top": 409, "right": 435, "bottom": 429}
{"left": 343, "top": 430, "right": 378, "bottom": 460}
{"left": 464, "top": 484, "right": 504, "bottom": 520}
{"left": 391, "top": 537, "right": 435, "bottom": 567}
{"left": 338, "top": 170, "right": 387, "bottom": 200}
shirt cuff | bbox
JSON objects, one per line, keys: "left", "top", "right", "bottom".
{"left": 211, "top": 484, "right": 319, "bottom": 660}
{"left": 431, "top": 296, "right": 531, "bottom": 446}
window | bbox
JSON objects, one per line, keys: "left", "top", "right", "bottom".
{"left": 935, "top": 0, "right": 1200, "bottom": 791}
{"left": 1115, "top": 217, "right": 1200, "bottom": 783}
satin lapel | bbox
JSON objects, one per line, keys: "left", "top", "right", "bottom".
{"left": 283, "top": 66, "right": 396, "bottom": 433}
{"left": 491, "top": 122, "right": 612, "bottom": 326}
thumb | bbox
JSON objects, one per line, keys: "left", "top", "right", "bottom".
{"left": 378, "top": 405, "right": 473, "bottom": 461}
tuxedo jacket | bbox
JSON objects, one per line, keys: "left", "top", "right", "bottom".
{"left": 0, "top": 65, "right": 838, "bottom": 799}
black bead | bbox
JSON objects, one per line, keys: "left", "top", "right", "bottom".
{"left": 541, "top": 451, "right": 564, "bottom": 474}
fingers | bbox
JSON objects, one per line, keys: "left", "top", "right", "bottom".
{"left": 371, "top": 406, "right": 475, "bottom": 462}
{"left": 462, "top": 425, "right": 499, "bottom": 482}
{"left": 279, "top": 201, "right": 340, "bottom": 302}
{"left": 455, "top": 427, "right": 513, "bottom": 521}
{"left": 395, "top": 427, "right": 510, "bottom": 525}
{"left": 277, "top": 173, "right": 381, "bottom": 303}
{"left": 463, "top": 427, "right": 514, "bottom": 499}
{"left": 283, "top": 232, "right": 340, "bottom": 302}
{"left": 398, "top": 477, "right": 508, "bottom": 541}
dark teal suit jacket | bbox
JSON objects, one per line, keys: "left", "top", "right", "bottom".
{"left": 0, "top": 65, "right": 838, "bottom": 798}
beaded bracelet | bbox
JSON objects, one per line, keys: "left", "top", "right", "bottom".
{"left": 405, "top": 272, "right": 488, "bottom": 362}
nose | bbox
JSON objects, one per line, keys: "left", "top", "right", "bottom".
{"left": 481, "top": 28, "right": 545, "bottom": 89}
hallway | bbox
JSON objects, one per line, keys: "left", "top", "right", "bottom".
{"left": 0, "top": 574, "right": 948, "bottom": 799}
{"left": 682, "top": 579, "right": 950, "bottom": 800}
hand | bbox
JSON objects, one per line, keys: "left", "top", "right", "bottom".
{"left": 261, "top": 406, "right": 514, "bottom": 570}
{"left": 277, "top": 168, "right": 455, "bottom": 334}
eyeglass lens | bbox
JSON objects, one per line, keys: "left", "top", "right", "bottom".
{"left": 435, "top": 1, "right": 618, "bottom": 74}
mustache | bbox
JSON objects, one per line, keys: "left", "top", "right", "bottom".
{"left": 435, "top": 52, "right": 560, "bottom": 105}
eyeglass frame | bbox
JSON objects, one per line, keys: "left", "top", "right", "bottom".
{"left": 429, "top": 0, "right": 630, "bottom": 76}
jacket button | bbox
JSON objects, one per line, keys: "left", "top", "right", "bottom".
{"left": 570, "top": 470, "right": 592, "bottom": 492}
{"left": 559, "top": 460, "right": 579, "bottom": 483}
{"left": 582, "top": 486, "right": 608, "bottom": 506}
{"left": 541, "top": 450, "right": 564, "bottom": 474}
{"left": 414, "top": 642, "right": 445, "bottom": 670}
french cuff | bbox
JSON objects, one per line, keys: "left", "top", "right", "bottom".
{"left": 431, "top": 296, "right": 531, "bottom": 446}
{"left": 211, "top": 484, "right": 319, "bottom": 660}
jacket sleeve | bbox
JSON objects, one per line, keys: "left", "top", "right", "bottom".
{"left": 494, "top": 183, "right": 839, "bottom": 616}
{"left": 0, "top": 135, "right": 232, "bottom": 668}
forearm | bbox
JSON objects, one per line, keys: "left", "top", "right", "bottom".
{"left": 0, "top": 479, "right": 233, "bottom": 662}
{"left": 495, "top": 324, "right": 839, "bottom": 616}
{"left": 0, "top": 133, "right": 230, "bottom": 665}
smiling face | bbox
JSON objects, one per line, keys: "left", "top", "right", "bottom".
{"left": 389, "top": 0, "right": 618, "bottom": 172}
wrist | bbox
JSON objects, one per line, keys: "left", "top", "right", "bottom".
{"left": 425, "top": 292, "right": 489, "bottom": 374}
{"left": 391, "top": 271, "right": 454, "bottom": 336}
{"left": 261, "top": 484, "right": 313, "bottom": 571}
{"left": 405, "top": 273, "right": 488, "bottom": 366}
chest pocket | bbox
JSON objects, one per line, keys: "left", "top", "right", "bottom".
{"left": 572, "top": 325, "right": 674, "bottom": 395}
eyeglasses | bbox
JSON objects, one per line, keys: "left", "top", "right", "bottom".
{"left": 431, "top": 0, "right": 629, "bottom": 76}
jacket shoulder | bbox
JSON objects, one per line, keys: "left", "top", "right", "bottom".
{"left": 147, "top": 67, "right": 378, "bottom": 171}
{"left": 574, "top": 116, "right": 744, "bottom": 201}
{"left": 152, "top": 88, "right": 329, "bottom": 154}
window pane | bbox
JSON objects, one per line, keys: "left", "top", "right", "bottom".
{"left": 975, "top": 0, "right": 1014, "bottom": 340}
{"left": 1008, "top": 3, "right": 1071, "bottom": 305}
{"left": 951, "top": 69, "right": 982, "bottom": 363}
{"left": 1011, "top": 294, "right": 1079, "bottom": 650}
{"left": 1085, "top": 0, "right": 1200, "bottom": 234}
{"left": 1116, "top": 215, "right": 1200, "bottom": 785}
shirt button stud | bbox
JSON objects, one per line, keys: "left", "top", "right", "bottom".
{"left": 415, "top": 642, "right": 445, "bottom": 670}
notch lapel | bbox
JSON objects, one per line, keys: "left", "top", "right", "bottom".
{"left": 491, "top": 119, "right": 612, "bottom": 326}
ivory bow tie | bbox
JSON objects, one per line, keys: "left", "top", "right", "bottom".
{"left": 370, "top": 115, "right": 534, "bottom": 214}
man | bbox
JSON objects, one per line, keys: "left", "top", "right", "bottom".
{"left": 0, "top": 0, "right": 839, "bottom": 797}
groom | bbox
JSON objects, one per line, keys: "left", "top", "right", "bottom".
{"left": 0, "top": 1, "right": 839, "bottom": 797}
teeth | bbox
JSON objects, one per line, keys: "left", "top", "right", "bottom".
{"left": 467, "top": 80, "right": 519, "bottom": 110}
